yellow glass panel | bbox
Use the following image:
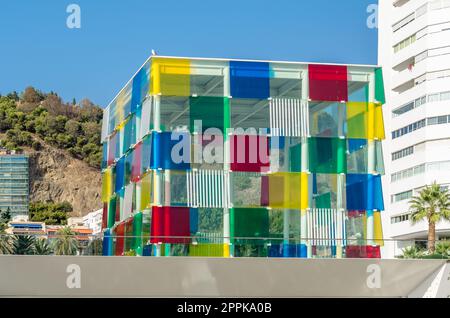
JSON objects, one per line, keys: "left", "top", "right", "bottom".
{"left": 347, "top": 102, "right": 385, "bottom": 140}
{"left": 347, "top": 102, "right": 368, "bottom": 139}
{"left": 140, "top": 171, "right": 152, "bottom": 209}
{"left": 189, "top": 244, "right": 224, "bottom": 257}
{"left": 267, "top": 172, "right": 307, "bottom": 209}
{"left": 373, "top": 211, "right": 384, "bottom": 246}
{"left": 101, "top": 168, "right": 112, "bottom": 203}
{"left": 116, "top": 90, "right": 126, "bottom": 125}
{"left": 374, "top": 104, "right": 385, "bottom": 140}
{"left": 301, "top": 172, "right": 309, "bottom": 210}
{"left": 150, "top": 57, "right": 191, "bottom": 96}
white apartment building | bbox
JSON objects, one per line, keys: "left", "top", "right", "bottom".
{"left": 82, "top": 209, "right": 103, "bottom": 236}
{"left": 378, "top": 0, "right": 450, "bottom": 257}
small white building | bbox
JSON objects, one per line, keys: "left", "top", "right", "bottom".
{"left": 82, "top": 209, "right": 103, "bottom": 235}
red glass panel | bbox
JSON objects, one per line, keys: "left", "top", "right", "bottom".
{"left": 102, "top": 202, "right": 108, "bottom": 229}
{"left": 309, "top": 64, "right": 348, "bottom": 102}
{"left": 150, "top": 206, "right": 190, "bottom": 244}
{"left": 115, "top": 223, "right": 125, "bottom": 256}
{"left": 230, "top": 135, "right": 270, "bottom": 172}
{"left": 366, "top": 245, "right": 381, "bottom": 258}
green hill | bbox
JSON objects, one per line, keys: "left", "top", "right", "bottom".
{"left": 0, "top": 87, "right": 103, "bottom": 168}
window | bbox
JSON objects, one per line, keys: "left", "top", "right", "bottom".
{"left": 392, "top": 146, "right": 414, "bottom": 161}
{"left": 391, "top": 213, "right": 411, "bottom": 224}
{"left": 438, "top": 115, "right": 448, "bottom": 124}
{"left": 391, "top": 190, "right": 413, "bottom": 203}
{"left": 428, "top": 93, "right": 440, "bottom": 102}
{"left": 392, "top": 118, "right": 427, "bottom": 139}
{"left": 392, "top": 164, "right": 425, "bottom": 182}
{"left": 427, "top": 117, "right": 439, "bottom": 125}
{"left": 394, "top": 34, "right": 416, "bottom": 53}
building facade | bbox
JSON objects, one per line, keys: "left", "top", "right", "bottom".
{"left": 0, "top": 154, "right": 29, "bottom": 218}
{"left": 378, "top": 0, "right": 450, "bottom": 257}
{"left": 82, "top": 209, "right": 103, "bottom": 236}
{"left": 101, "top": 56, "right": 386, "bottom": 258}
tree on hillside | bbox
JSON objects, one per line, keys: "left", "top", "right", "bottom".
{"left": 22, "top": 86, "right": 44, "bottom": 104}
{"left": 29, "top": 201, "right": 72, "bottom": 225}
{"left": 2, "top": 89, "right": 104, "bottom": 168}
{"left": 409, "top": 182, "right": 450, "bottom": 253}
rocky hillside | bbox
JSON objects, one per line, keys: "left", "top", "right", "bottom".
{"left": 0, "top": 88, "right": 103, "bottom": 217}
{"left": 25, "top": 137, "right": 102, "bottom": 217}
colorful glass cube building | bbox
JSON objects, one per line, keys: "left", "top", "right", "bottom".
{"left": 101, "top": 56, "right": 386, "bottom": 258}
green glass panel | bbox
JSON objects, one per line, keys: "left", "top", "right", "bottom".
{"left": 289, "top": 141, "right": 302, "bottom": 172}
{"left": 308, "top": 137, "right": 347, "bottom": 173}
{"left": 375, "top": 68, "right": 386, "bottom": 105}
{"left": 107, "top": 196, "right": 116, "bottom": 228}
{"left": 132, "top": 212, "right": 143, "bottom": 252}
{"left": 315, "top": 193, "right": 332, "bottom": 208}
{"left": 231, "top": 208, "right": 269, "bottom": 240}
{"left": 190, "top": 96, "right": 229, "bottom": 134}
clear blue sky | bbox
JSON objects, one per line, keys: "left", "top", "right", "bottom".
{"left": 0, "top": 0, "right": 378, "bottom": 107}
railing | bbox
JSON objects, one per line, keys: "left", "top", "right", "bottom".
{"left": 0, "top": 233, "right": 449, "bottom": 259}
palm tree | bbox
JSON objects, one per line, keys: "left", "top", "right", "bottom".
{"left": 52, "top": 227, "right": 79, "bottom": 255}
{"left": 12, "top": 235, "right": 36, "bottom": 255}
{"left": 0, "top": 234, "right": 13, "bottom": 255}
{"left": 34, "top": 238, "right": 53, "bottom": 255}
{"left": 409, "top": 182, "right": 450, "bottom": 253}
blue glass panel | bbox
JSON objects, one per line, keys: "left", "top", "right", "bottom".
{"left": 151, "top": 132, "right": 191, "bottom": 170}
{"left": 190, "top": 208, "right": 199, "bottom": 234}
{"left": 230, "top": 61, "right": 270, "bottom": 99}
{"left": 124, "top": 151, "right": 133, "bottom": 186}
{"left": 269, "top": 135, "right": 285, "bottom": 149}
{"left": 348, "top": 138, "right": 367, "bottom": 153}
{"left": 142, "top": 244, "right": 153, "bottom": 256}
{"left": 346, "top": 174, "right": 384, "bottom": 211}
{"left": 115, "top": 156, "right": 125, "bottom": 193}
{"left": 102, "top": 229, "right": 113, "bottom": 256}
{"left": 268, "top": 244, "right": 306, "bottom": 258}
{"left": 122, "top": 115, "right": 137, "bottom": 154}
